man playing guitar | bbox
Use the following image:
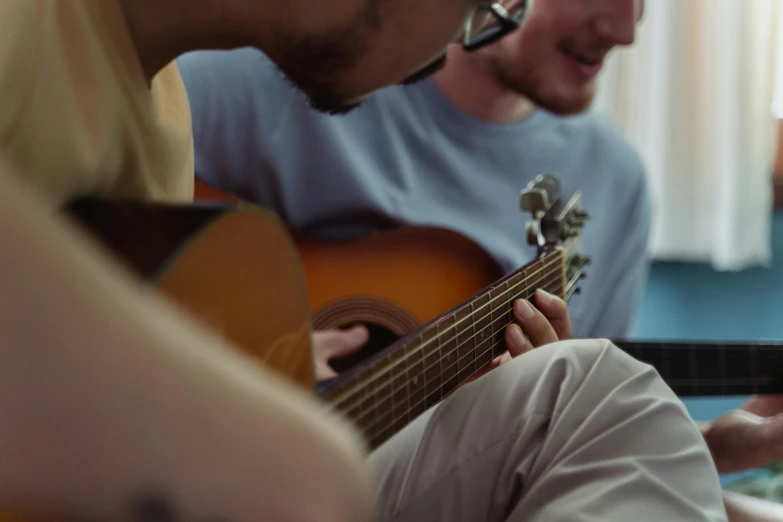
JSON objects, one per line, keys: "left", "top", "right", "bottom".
{"left": 0, "top": 0, "right": 777, "bottom": 521}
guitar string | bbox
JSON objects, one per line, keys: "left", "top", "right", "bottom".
{"left": 351, "top": 276, "right": 562, "bottom": 432}
{"left": 362, "top": 339, "right": 783, "bottom": 443}
{"left": 333, "top": 264, "right": 563, "bottom": 413}
{"left": 329, "top": 255, "right": 563, "bottom": 408}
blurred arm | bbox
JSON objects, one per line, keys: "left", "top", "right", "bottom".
{"left": 0, "top": 165, "right": 376, "bottom": 522}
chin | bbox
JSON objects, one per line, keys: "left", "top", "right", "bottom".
{"left": 274, "top": 64, "right": 364, "bottom": 116}
{"left": 284, "top": 74, "right": 365, "bottom": 116}
{"left": 531, "top": 87, "right": 596, "bottom": 116}
{"left": 541, "top": 96, "right": 594, "bottom": 116}
{"left": 307, "top": 96, "right": 364, "bottom": 116}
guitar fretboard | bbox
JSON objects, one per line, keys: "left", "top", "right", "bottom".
{"left": 614, "top": 341, "right": 783, "bottom": 397}
{"left": 320, "top": 249, "right": 567, "bottom": 449}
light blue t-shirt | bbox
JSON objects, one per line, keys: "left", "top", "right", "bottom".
{"left": 177, "top": 48, "right": 652, "bottom": 339}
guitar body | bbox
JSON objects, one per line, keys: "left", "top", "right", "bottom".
{"left": 294, "top": 227, "right": 503, "bottom": 366}
{"left": 66, "top": 199, "right": 316, "bottom": 390}
{"left": 56, "top": 179, "right": 783, "bottom": 449}
{"left": 192, "top": 179, "right": 505, "bottom": 366}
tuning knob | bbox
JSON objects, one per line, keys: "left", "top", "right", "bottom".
{"left": 561, "top": 225, "right": 581, "bottom": 239}
{"left": 526, "top": 220, "right": 541, "bottom": 246}
{"left": 574, "top": 255, "right": 592, "bottom": 267}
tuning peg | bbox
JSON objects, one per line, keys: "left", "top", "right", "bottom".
{"left": 570, "top": 255, "right": 591, "bottom": 267}
{"left": 565, "top": 210, "right": 590, "bottom": 228}
{"left": 561, "top": 225, "right": 581, "bottom": 239}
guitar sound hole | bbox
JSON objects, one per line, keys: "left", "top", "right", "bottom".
{"left": 329, "top": 322, "right": 400, "bottom": 374}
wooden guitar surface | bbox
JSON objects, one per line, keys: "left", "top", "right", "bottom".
{"left": 295, "top": 227, "right": 502, "bottom": 363}
{"left": 193, "top": 180, "right": 503, "bottom": 362}
{"left": 67, "top": 198, "right": 316, "bottom": 389}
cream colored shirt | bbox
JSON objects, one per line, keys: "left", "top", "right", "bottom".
{"left": 0, "top": 0, "right": 194, "bottom": 208}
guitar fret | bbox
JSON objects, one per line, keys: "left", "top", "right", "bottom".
{"left": 488, "top": 289, "right": 496, "bottom": 352}
{"left": 469, "top": 302, "right": 478, "bottom": 376}
{"left": 391, "top": 370, "right": 408, "bottom": 434}
{"left": 689, "top": 345, "right": 697, "bottom": 397}
{"left": 403, "top": 342, "right": 412, "bottom": 425}
{"left": 719, "top": 344, "right": 726, "bottom": 396}
{"left": 366, "top": 361, "right": 375, "bottom": 441}
{"left": 474, "top": 294, "right": 490, "bottom": 349}
{"left": 441, "top": 314, "right": 459, "bottom": 397}
{"left": 423, "top": 338, "right": 441, "bottom": 408}
{"left": 490, "top": 284, "right": 503, "bottom": 337}
{"left": 469, "top": 300, "right": 480, "bottom": 370}
{"left": 411, "top": 335, "right": 426, "bottom": 420}
{"left": 374, "top": 391, "right": 392, "bottom": 440}
{"left": 504, "top": 278, "right": 513, "bottom": 328}
{"left": 437, "top": 322, "right": 444, "bottom": 403}
{"left": 356, "top": 371, "right": 368, "bottom": 439}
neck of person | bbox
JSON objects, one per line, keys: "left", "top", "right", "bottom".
{"left": 432, "top": 48, "right": 536, "bottom": 125}
{"left": 118, "top": 0, "right": 270, "bottom": 84}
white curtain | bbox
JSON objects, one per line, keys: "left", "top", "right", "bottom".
{"left": 593, "top": 0, "right": 782, "bottom": 271}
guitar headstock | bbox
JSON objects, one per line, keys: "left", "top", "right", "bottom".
{"left": 520, "top": 173, "right": 591, "bottom": 301}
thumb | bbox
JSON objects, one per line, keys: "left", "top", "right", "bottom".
{"left": 328, "top": 324, "right": 370, "bottom": 358}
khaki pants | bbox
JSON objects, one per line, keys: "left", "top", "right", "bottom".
{"left": 369, "top": 339, "right": 728, "bottom": 522}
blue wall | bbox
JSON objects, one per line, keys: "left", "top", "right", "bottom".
{"left": 633, "top": 211, "right": 783, "bottom": 485}
{"left": 635, "top": 213, "right": 783, "bottom": 344}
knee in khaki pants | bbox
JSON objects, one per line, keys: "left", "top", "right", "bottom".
{"left": 369, "top": 339, "right": 727, "bottom": 522}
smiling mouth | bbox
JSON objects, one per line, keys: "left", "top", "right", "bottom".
{"left": 560, "top": 47, "right": 607, "bottom": 78}
{"left": 562, "top": 48, "right": 603, "bottom": 67}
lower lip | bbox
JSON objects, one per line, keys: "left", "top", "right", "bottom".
{"left": 563, "top": 52, "right": 603, "bottom": 79}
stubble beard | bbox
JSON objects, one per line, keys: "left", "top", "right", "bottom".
{"left": 490, "top": 53, "right": 598, "bottom": 116}
{"left": 272, "top": 14, "right": 371, "bottom": 115}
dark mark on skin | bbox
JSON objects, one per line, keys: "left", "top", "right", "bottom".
{"left": 131, "top": 490, "right": 230, "bottom": 522}
{"left": 132, "top": 493, "right": 176, "bottom": 522}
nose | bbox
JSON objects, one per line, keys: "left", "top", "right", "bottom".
{"left": 594, "top": 0, "right": 642, "bottom": 46}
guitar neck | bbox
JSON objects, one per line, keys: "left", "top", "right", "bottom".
{"left": 614, "top": 340, "right": 783, "bottom": 397}
{"left": 320, "top": 249, "right": 568, "bottom": 449}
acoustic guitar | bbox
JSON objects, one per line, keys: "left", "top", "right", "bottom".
{"left": 66, "top": 174, "right": 783, "bottom": 450}
{"left": 194, "top": 178, "right": 509, "bottom": 368}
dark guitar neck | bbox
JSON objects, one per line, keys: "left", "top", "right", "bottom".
{"left": 614, "top": 340, "right": 783, "bottom": 397}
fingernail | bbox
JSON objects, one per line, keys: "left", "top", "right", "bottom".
{"left": 536, "top": 289, "right": 554, "bottom": 304}
{"left": 510, "top": 325, "right": 526, "bottom": 347}
{"left": 515, "top": 299, "right": 535, "bottom": 320}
